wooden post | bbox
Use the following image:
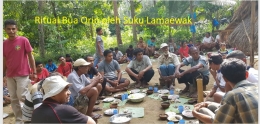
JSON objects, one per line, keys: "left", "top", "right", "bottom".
{"left": 250, "top": 1, "right": 255, "bottom": 67}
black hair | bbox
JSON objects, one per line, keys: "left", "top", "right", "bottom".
{"left": 96, "top": 27, "right": 102, "bottom": 33}
{"left": 220, "top": 58, "right": 246, "bottom": 84}
{"left": 35, "top": 61, "right": 42, "bottom": 66}
{"left": 109, "top": 48, "right": 114, "bottom": 51}
{"left": 104, "top": 49, "right": 112, "bottom": 57}
{"left": 133, "top": 48, "right": 144, "bottom": 56}
{"left": 48, "top": 59, "right": 52, "bottom": 63}
{"left": 65, "top": 54, "right": 70, "bottom": 57}
{"left": 115, "top": 47, "right": 119, "bottom": 51}
{"left": 4, "top": 19, "right": 17, "bottom": 28}
{"left": 209, "top": 54, "right": 223, "bottom": 65}
{"left": 139, "top": 37, "right": 143, "bottom": 40}
{"left": 58, "top": 56, "right": 64, "bottom": 60}
{"left": 181, "top": 41, "right": 186, "bottom": 46}
{"left": 226, "top": 50, "right": 246, "bottom": 60}
{"left": 155, "top": 48, "right": 160, "bottom": 51}
{"left": 206, "top": 32, "right": 210, "bottom": 35}
{"left": 129, "top": 45, "right": 133, "bottom": 48}
{"left": 189, "top": 46, "right": 199, "bottom": 53}
{"left": 151, "top": 37, "right": 156, "bottom": 40}
{"left": 84, "top": 55, "right": 93, "bottom": 61}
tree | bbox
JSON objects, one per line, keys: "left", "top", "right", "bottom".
{"left": 113, "top": 1, "right": 122, "bottom": 45}
{"left": 130, "top": 0, "right": 137, "bottom": 43}
{"left": 38, "top": 0, "right": 45, "bottom": 58}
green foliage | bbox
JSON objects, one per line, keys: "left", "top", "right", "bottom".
{"left": 173, "top": 30, "right": 192, "bottom": 42}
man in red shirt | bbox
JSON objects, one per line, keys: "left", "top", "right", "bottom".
{"left": 57, "top": 56, "right": 72, "bottom": 77}
{"left": 34, "top": 61, "right": 49, "bottom": 83}
{"left": 3, "top": 19, "right": 37, "bottom": 123}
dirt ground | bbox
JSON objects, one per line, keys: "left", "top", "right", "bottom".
{"left": 3, "top": 56, "right": 258, "bottom": 124}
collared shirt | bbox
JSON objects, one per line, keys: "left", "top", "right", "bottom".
{"left": 127, "top": 55, "right": 152, "bottom": 72}
{"left": 182, "top": 55, "right": 209, "bottom": 76}
{"left": 67, "top": 70, "right": 91, "bottom": 99}
{"left": 158, "top": 53, "right": 180, "bottom": 68}
{"left": 214, "top": 80, "right": 258, "bottom": 123}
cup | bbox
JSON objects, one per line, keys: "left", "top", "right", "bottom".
{"left": 167, "top": 121, "right": 174, "bottom": 124}
{"left": 178, "top": 105, "right": 184, "bottom": 113}
{"left": 124, "top": 93, "right": 128, "bottom": 99}
{"left": 148, "top": 86, "right": 153, "bottom": 90}
{"left": 121, "top": 94, "right": 125, "bottom": 101}
{"left": 153, "top": 87, "right": 157, "bottom": 93}
{"left": 179, "top": 119, "right": 185, "bottom": 124}
{"left": 113, "top": 109, "right": 118, "bottom": 115}
{"left": 170, "top": 89, "right": 174, "bottom": 95}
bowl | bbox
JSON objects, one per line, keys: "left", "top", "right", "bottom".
{"left": 110, "top": 114, "right": 132, "bottom": 124}
{"left": 161, "top": 96, "right": 168, "bottom": 101}
{"left": 161, "top": 102, "right": 170, "bottom": 109}
{"left": 128, "top": 93, "right": 146, "bottom": 103}
{"left": 110, "top": 102, "right": 118, "bottom": 108}
{"left": 147, "top": 90, "right": 153, "bottom": 95}
{"left": 159, "top": 114, "right": 168, "bottom": 120}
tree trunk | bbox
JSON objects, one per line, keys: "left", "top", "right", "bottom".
{"left": 130, "top": 0, "right": 137, "bottom": 43}
{"left": 38, "top": 1, "right": 45, "bottom": 58}
{"left": 190, "top": 0, "right": 195, "bottom": 42}
{"left": 113, "top": 1, "right": 122, "bottom": 45}
{"left": 250, "top": 1, "right": 255, "bottom": 67}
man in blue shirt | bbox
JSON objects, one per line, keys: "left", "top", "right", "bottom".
{"left": 45, "top": 59, "right": 57, "bottom": 73}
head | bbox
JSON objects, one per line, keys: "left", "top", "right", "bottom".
{"left": 104, "top": 49, "right": 113, "bottom": 62}
{"left": 151, "top": 37, "right": 156, "bottom": 42}
{"left": 169, "top": 38, "right": 174, "bottom": 42}
{"left": 115, "top": 47, "right": 119, "bottom": 52}
{"left": 160, "top": 43, "right": 169, "bottom": 55}
{"left": 189, "top": 40, "right": 193, "bottom": 44}
{"left": 48, "top": 59, "right": 53, "bottom": 65}
{"left": 36, "top": 61, "right": 43, "bottom": 72}
{"left": 133, "top": 48, "right": 144, "bottom": 61}
{"left": 181, "top": 41, "right": 187, "bottom": 47}
{"left": 96, "top": 27, "right": 103, "bottom": 35}
{"left": 4, "top": 19, "right": 18, "bottom": 38}
{"left": 226, "top": 50, "right": 247, "bottom": 64}
{"left": 42, "top": 76, "right": 71, "bottom": 104}
{"left": 221, "top": 58, "right": 247, "bottom": 85}
{"left": 208, "top": 54, "right": 223, "bottom": 70}
{"left": 189, "top": 46, "right": 200, "bottom": 60}
{"left": 84, "top": 55, "right": 94, "bottom": 67}
{"left": 205, "top": 32, "right": 210, "bottom": 38}
{"left": 129, "top": 45, "right": 133, "bottom": 50}
{"left": 220, "top": 43, "right": 226, "bottom": 50}
{"left": 109, "top": 48, "right": 114, "bottom": 51}
{"left": 58, "top": 56, "right": 66, "bottom": 64}
{"left": 73, "top": 58, "right": 91, "bottom": 74}
{"left": 65, "top": 54, "right": 71, "bottom": 60}
{"left": 139, "top": 37, "right": 143, "bottom": 42}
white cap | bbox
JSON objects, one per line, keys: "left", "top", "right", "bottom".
{"left": 42, "top": 76, "right": 71, "bottom": 101}
{"left": 73, "top": 58, "right": 91, "bottom": 67}
{"left": 160, "top": 43, "right": 168, "bottom": 49}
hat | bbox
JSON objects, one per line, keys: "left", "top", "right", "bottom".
{"left": 160, "top": 43, "right": 168, "bottom": 49}
{"left": 73, "top": 58, "right": 91, "bottom": 67}
{"left": 42, "top": 76, "right": 71, "bottom": 101}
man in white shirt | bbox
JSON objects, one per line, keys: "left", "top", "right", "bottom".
{"left": 115, "top": 47, "right": 127, "bottom": 64}
{"left": 200, "top": 32, "right": 216, "bottom": 51}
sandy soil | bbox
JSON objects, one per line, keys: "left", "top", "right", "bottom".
{"left": 3, "top": 57, "right": 258, "bottom": 124}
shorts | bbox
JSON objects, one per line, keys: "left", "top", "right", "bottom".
{"left": 106, "top": 77, "right": 126, "bottom": 87}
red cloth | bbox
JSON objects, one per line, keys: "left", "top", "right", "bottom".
{"left": 179, "top": 46, "right": 189, "bottom": 58}
{"left": 35, "top": 68, "right": 49, "bottom": 82}
{"left": 3, "top": 36, "right": 33, "bottom": 77}
{"left": 57, "top": 62, "right": 72, "bottom": 77}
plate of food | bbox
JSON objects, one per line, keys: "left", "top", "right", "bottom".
{"left": 165, "top": 112, "right": 176, "bottom": 117}
{"left": 103, "top": 97, "right": 115, "bottom": 103}
{"left": 104, "top": 109, "right": 116, "bottom": 116}
{"left": 110, "top": 114, "right": 132, "bottom": 124}
{"left": 128, "top": 93, "right": 146, "bottom": 102}
{"left": 158, "top": 89, "right": 169, "bottom": 94}
{"left": 182, "top": 110, "right": 194, "bottom": 118}
{"left": 131, "top": 89, "right": 140, "bottom": 94}
{"left": 167, "top": 115, "right": 183, "bottom": 122}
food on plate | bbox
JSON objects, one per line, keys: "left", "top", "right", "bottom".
{"left": 182, "top": 110, "right": 194, "bottom": 118}
{"left": 112, "top": 116, "right": 131, "bottom": 123}
{"left": 167, "top": 115, "right": 182, "bottom": 122}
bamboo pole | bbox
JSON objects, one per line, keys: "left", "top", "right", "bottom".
{"left": 196, "top": 78, "right": 203, "bottom": 103}
{"left": 250, "top": 1, "right": 255, "bottom": 67}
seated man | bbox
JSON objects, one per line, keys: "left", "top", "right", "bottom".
{"left": 153, "top": 48, "right": 160, "bottom": 58}
{"left": 98, "top": 50, "right": 130, "bottom": 94}
{"left": 125, "top": 48, "right": 154, "bottom": 88}
{"left": 200, "top": 32, "right": 216, "bottom": 51}
{"left": 57, "top": 56, "right": 72, "bottom": 77}
{"left": 109, "top": 48, "right": 117, "bottom": 60}
{"left": 158, "top": 43, "right": 180, "bottom": 89}
{"left": 65, "top": 54, "right": 74, "bottom": 63}
{"left": 84, "top": 55, "right": 106, "bottom": 96}
{"left": 213, "top": 50, "right": 259, "bottom": 103}
{"left": 45, "top": 59, "right": 57, "bottom": 73}
{"left": 218, "top": 43, "right": 228, "bottom": 59}
{"left": 31, "top": 76, "right": 95, "bottom": 124}
{"left": 33, "top": 61, "right": 49, "bottom": 83}
{"left": 192, "top": 58, "right": 258, "bottom": 123}
{"left": 137, "top": 37, "right": 149, "bottom": 56}
{"left": 67, "top": 59, "right": 102, "bottom": 120}
{"left": 147, "top": 37, "right": 156, "bottom": 57}
{"left": 115, "top": 47, "right": 127, "bottom": 64}
{"left": 125, "top": 45, "right": 134, "bottom": 63}
{"left": 175, "top": 46, "right": 209, "bottom": 98}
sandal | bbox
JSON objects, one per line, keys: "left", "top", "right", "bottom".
{"left": 188, "top": 99, "right": 197, "bottom": 104}
{"left": 93, "top": 107, "right": 102, "bottom": 112}
{"left": 179, "top": 88, "right": 189, "bottom": 95}
{"left": 91, "top": 113, "right": 102, "bottom": 120}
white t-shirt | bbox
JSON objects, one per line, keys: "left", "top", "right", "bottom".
{"left": 213, "top": 72, "right": 226, "bottom": 92}
{"left": 116, "top": 51, "right": 123, "bottom": 60}
{"left": 247, "top": 67, "right": 258, "bottom": 83}
{"left": 215, "top": 35, "right": 220, "bottom": 42}
{"left": 202, "top": 36, "right": 213, "bottom": 43}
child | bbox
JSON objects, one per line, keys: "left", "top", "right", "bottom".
{"left": 178, "top": 41, "right": 190, "bottom": 61}
{"left": 218, "top": 43, "right": 228, "bottom": 58}
{"left": 3, "top": 77, "right": 11, "bottom": 106}
{"left": 153, "top": 48, "right": 160, "bottom": 58}
{"left": 187, "top": 40, "right": 194, "bottom": 48}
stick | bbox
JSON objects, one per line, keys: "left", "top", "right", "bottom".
{"left": 242, "top": 20, "right": 251, "bottom": 44}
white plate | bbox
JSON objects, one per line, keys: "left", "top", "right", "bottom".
{"left": 182, "top": 110, "right": 194, "bottom": 118}
{"left": 168, "top": 95, "right": 179, "bottom": 100}
{"left": 165, "top": 112, "right": 176, "bottom": 117}
{"left": 104, "top": 109, "right": 115, "bottom": 116}
{"left": 131, "top": 89, "right": 140, "bottom": 94}
{"left": 158, "top": 89, "right": 169, "bottom": 94}
{"left": 113, "top": 94, "right": 122, "bottom": 97}
{"left": 103, "top": 97, "right": 115, "bottom": 103}
{"left": 167, "top": 115, "right": 183, "bottom": 122}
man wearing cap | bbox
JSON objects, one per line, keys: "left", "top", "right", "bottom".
{"left": 67, "top": 58, "right": 102, "bottom": 119}
{"left": 158, "top": 43, "right": 180, "bottom": 89}
{"left": 31, "top": 76, "right": 96, "bottom": 124}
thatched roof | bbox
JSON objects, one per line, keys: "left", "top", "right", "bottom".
{"left": 220, "top": 1, "right": 258, "bottom": 53}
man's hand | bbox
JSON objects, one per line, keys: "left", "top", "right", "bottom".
{"left": 134, "top": 74, "right": 140, "bottom": 80}
{"left": 138, "top": 70, "right": 145, "bottom": 78}
{"left": 100, "top": 52, "right": 104, "bottom": 57}
{"left": 175, "top": 71, "right": 181, "bottom": 78}
{"left": 112, "top": 80, "right": 119, "bottom": 87}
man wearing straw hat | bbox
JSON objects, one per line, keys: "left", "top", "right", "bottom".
{"left": 157, "top": 43, "right": 180, "bottom": 89}
{"left": 31, "top": 76, "right": 96, "bottom": 124}
{"left": 192, "top": 58, "right": 258, "bottom": 123}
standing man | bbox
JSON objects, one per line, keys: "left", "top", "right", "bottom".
{"left": 3, "top": 19, "right": 37, "bottom": 124}
{"left": 57, "top": 56, "right": 72, "bottom": 77}
{"left": 125, "top": 48, "right": 154, "bottom": 88}
{"left": 158, "top": 43, "right": 180, "bottom": 89}
{"left": 94, "top": 27, "right": 104, "bottom": 67}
